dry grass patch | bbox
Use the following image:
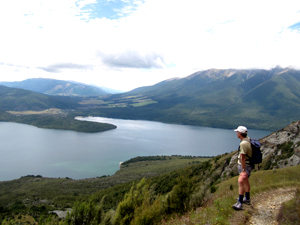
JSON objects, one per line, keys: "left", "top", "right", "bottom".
{"left": 8, "top": 108, "right": 62, "bottom": 115}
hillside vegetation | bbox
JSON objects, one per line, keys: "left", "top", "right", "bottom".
{"left": 0, "top": 156, "right": 210, "bottom": 224}
{"left": 0, "top": 85, "right": 117, "bottom": 133}
{"left": 85, "top": 67, "right": 300, "bottom": 131}
{"left": 1, "top": 67, "right": 300, "bottom": 131}
{"left": 0, "top": 120, "right": 299, "bottom": 224}
{"left": 0, "top": 111, "right": 116, "bottom": 133}
{"left": 0, "top": 85, "right": 79, "bottom": 111}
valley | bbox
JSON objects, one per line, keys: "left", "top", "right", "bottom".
{"left": 1, "top": 67, "right": 300, "bottom": 131}
{"left": 0, "top": 67, "right": 300, "bottom": 224}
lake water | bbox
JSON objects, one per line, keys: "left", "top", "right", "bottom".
{"left": 0, "top": 117, "right": 271, "bottom": 181}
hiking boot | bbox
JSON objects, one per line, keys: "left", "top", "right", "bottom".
{"left": 232, "top": 201, "right": 243, "bottom": 210}
{"left": 243, "top": 197, "right": 251, "bottom": 205}
{"left": 236, "top": 197, "right": 251, "bottom": 205}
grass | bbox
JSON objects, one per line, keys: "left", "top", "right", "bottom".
{"left": 78, "top": 94, "right": 158, "bottom": 108}
{"left": 79, "top": 99, "right": 105, "bottom": 105}
{"left": 277, "top": 188, "right": 300, "bottom": 224}
{"left": 1, "top": 215, "right": 39, "bottom": 225}
{"left": 131, "top": 99, "right": 157, "bottom": 107}
{"left": 117, "top": 156, "right": 209, "bottom": 178}
{"left": 7, "top": 108, "right": 62, "bottom": 115}
{"left": 162, "top": 165, "right": 300, "bottom": 225}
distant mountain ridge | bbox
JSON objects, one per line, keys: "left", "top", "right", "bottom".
{"left": 95, "top": 66, "right": 300, "bottom": 131}
{"left": 0, "top": 78, "right": 108, "bottom": 96}
{"left": 1, "top": 67, "right": 300, "bottom": 131}
{"left": 130, "top": 66, "right": 291, "bottom": 96}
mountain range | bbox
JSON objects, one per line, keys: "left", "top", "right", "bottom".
{"left": 97, "top": 66, "right": 300, "bottom": 130}
{"left": 1, "top": 67, "right": 300, "bottom": 131}
{"left": 0, "top": 78, "right": 109, "bottom": 96}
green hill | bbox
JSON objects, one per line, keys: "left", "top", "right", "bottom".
{"left": 0, "top": 85, "right": 117, "bottom": 133}
{"left": 0, "top": 85, "right": 80, "bottom": 111}
{"left": 85, "top": 67, "right": 300, "bottom": 131}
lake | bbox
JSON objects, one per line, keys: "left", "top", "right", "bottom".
{"left": 0, "top": 117, "right": 271, "bottom": 181}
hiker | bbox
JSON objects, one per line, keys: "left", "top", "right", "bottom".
{"left": 232, "top": 126, "right": 252, "bottom": 210}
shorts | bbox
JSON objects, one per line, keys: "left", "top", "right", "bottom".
{"left": 238, "top": 164, "right": 252, "bottom": 177}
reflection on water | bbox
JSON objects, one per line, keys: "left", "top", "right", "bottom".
{"left": 0, "top": 118, "right": 270, "bottom": 181}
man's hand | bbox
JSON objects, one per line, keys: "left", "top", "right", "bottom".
{"left": 240, "top": 171, "right": 247, "bottom": 178}
{"left": 239, "top": 171, "right": 248, "bottom": 188}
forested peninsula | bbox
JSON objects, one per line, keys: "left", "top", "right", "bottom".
{"left": 0, "top": 111, "right": 116, "bottom": 133}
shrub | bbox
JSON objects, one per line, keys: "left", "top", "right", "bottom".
{"left": 103, "top": 210, "right": 115, "bottom": 225}
{"left": 65, "top": 197, "right": 105, "bottom": 225}
{"left": 10, "top": 201, "right": 26, "bottom": 211}
{"left": 189, "top": 187, "right": 207, "bottom": 209}
{"left": 113, "top": 179, "right": 148, "bottom": 225}
{"left": 131, "top": 196, "right": 163, "bottom": 225}
{"left": 164, "top": 175, "right": 193, "bottom": 214}
{"left": 261, "top": 154, "right": 272, "bottom": 170}
{"left": 277, "top": 141, "right": 295, "bottom": 160}
{"left": 210, "top": 186, "right": 217, "bottom": 193}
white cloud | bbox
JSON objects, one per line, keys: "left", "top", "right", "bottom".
{"left": 0, "top": 0, "right": 300, "bottom": 91}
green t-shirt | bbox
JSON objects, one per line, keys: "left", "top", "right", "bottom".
{"left": 238, "top": 137, "right": 252, "bottom": 165}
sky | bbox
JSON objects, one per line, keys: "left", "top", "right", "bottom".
{"left": 0, "top": 0, "right": 300, "bottom": 91}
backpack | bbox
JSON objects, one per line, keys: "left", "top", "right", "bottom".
{"left": 248, "top": 138, "right": 262, "bottom": 165}
{"left": 239, "top": 138, "right": 262, "bottom": 166}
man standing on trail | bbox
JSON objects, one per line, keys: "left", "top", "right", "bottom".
{"left": 232, "top": 126, "right": 252, "bottom": 210}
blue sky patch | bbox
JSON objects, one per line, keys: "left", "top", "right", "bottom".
{"left": 288, "top": 21, "right": 300, "bottom": 30}
{"left": 77, "top": 0, "right": 145, "bottom": 20}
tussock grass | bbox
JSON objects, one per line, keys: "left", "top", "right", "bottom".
{"left": 164, "top": 165, "right": 300, "bottom": 225}
{"left": 277, "top": 187, "right": 300, "bottom": 224}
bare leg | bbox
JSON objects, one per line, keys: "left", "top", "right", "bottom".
{"left": 238, "top": 172, "right": 249, "bottom": 195}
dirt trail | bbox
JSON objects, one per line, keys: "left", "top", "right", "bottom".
{"left": 231, "top": 187, "right": 297, "bottom": 225}
{"left": 248, "top": 187, "right": 297, "bottom": 225}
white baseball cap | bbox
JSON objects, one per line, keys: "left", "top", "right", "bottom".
{"left": 234, "top": 126, "right": 248, "bottom": 134}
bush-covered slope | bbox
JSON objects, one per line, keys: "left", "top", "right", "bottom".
{"left": 0, "top": 156, "right": 211, "bottom": 223}
{"left": 0, "top": 86, "right": 117, "bottom": 133}
{"left": 0, "top": 85, "right": 80, "bottom": 111}
{"left": 0, "top": 112, "right": 116, "bottom": 133}
{"left": 89, "top": 67, "right": 300, "bottom": 131}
